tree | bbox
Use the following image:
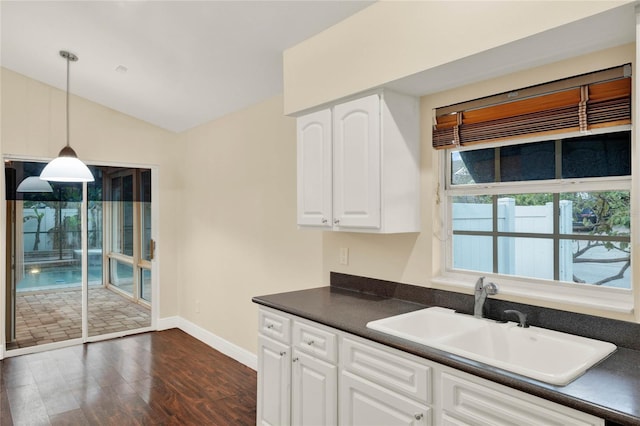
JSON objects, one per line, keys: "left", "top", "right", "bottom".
{"left": 565, "top": 191, "right": 630, "bottom": 286}
{"left": 23, "top": 204, "right": 45, "bottom": 251}
{"left": 513, "top": 191, "right": 630, "bottom": 286}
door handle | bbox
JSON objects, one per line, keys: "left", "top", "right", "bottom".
{"left": 149, "top": 239, "right": 156, "bottom": 260}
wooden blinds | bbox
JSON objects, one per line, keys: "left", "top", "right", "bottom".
{"left": 432, "top": 65, "right": 632, "bottom": 150}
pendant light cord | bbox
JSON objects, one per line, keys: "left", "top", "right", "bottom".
{"left": 66, "top": 53, "right": 70, "bottom": 149}
{"left": 59, "top": 50, "right": 78, "bottom": 152}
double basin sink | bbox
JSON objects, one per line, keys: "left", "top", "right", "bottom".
{"left": 366, "top": 307, "right": 616, "bottom": 386}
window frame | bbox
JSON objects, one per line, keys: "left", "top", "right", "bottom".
{"left": 104, "top": 168, "right": 152, "bottom": 308}
{"left": 434, "top": 126, "right": 634, "bottom": 313}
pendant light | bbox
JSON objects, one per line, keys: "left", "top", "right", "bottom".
{"left": 40, "top": 50, "right": 94, "bottom": 182}
{"left": 16, "top": 176, "right": 53, "bottom": 193}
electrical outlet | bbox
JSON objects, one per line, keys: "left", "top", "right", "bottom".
{"left": 340, "top": 247, "right": 349, "bottom": 265}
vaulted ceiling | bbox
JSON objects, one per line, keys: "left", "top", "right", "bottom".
{"left": 1, "top": 1, "right": 373, "bottom": 132}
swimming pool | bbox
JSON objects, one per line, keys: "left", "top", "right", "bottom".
{"left": 17, "top": 265, "right": 104, "bottom": 292}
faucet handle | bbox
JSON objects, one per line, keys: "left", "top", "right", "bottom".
{"left": 484, "top": 282, "right": 498, "bottom": 295}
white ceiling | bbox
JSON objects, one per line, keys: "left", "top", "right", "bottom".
{"left": 1, "top": 0, "right": 373, "bottom": 133}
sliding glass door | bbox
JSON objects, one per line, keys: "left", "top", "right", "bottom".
{"left": 103, "top": 169, "right": 152, "bottom": 299}
{"left": 89, "top": 167, "right": 152, "bottom": 338}
{"left": 4, "top": 160, "right": 154, "bottom": 352}
{"left": 4, "top": 161, "right": 83, "bottom": 349}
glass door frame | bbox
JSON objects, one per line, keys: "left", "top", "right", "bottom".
{"left": 1, "top": 156, "right": 160, "bottom": 358}
{"left": 103, "top": 168, "right": 151, "bottom": 309}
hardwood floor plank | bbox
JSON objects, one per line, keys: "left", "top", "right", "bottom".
{"left": 5, "top": 383, "right": 49, "bottom": 425}
{"left": 1, "top": 386, "right": 14, "bottom": 426}
{"left": 49, "top": 408, "right": 90, "bottom": 426}
{"left": 1, "top": 329, "right": 257, "bottom": 425}
{"left": 41, "top": 391, "right": 81, "bottom": 417}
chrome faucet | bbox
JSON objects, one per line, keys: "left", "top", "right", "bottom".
{"left": 504, "top": 309, "right": 529, "bottom": 328}
{"left": 474, "top": 277, "right": 498, "bottom": 318}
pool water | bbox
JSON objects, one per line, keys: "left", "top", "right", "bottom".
{"left": 17, "top": 265, "right": 104, "bottom": 292}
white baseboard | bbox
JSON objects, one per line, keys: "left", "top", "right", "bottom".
{"left": 157, "top": 316, "right": 180, "bottom": 330}
{"left": 163, "top": 317, "right": 257, "bottom": 371}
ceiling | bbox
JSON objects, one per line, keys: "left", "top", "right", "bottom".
{"left": 1, "top": 1, "right": 373, "bottom": 133}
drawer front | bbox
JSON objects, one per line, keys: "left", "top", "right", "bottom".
{"left": 292, "top": 319, "right": 338, "bottom": 363}
{"left": 341, "top": 337, "right": 431, "bottom": 404}
{"left": 441, "top": 372, "right": 604, "bottom": 426}
{"left": 259, "top": 308, "right": 291, "bottom": 344}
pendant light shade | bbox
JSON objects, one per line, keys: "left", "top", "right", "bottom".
{"left": 16, "top": 176, "right": 54, "bottom": 193}
{"left": 40, "top": 146, "right": 95, "bottom": 182}
{"left": 40, "top": 50, "right": 94, "bottom": 183}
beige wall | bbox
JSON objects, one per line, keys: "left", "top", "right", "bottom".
{"left": 178, "top": 95, "right": 323, "bottom": 354}
{"left": 283, "top": 0, "right": 630, "bottom": 115}
{"left": 1, "top": 68, "right": 322, "bottom": 355}
{"left": 1, "top": 68, "right": 181, "bottom": 319}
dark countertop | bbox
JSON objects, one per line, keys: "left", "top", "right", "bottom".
{"left": 253, "top": 285, "right": 640, "bottom": 426}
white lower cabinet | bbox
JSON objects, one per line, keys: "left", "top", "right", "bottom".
{"left": 292, "top": 349, "right": 338, "bottom": 425}
{"left": 440, "top": 371, "right": 604, "bottom": 426}
{"left": 257, "top": 307, "right": 604, "bottom": 426}
{"left": 257, "top": 307, "right": 338, "bottom": 426}
{"left": 340, "top": 371, "right": 430, "bottom": 425}
{"left": 340, "top": 335, "right": 431, "bottom": 425}
{"left": 257, "top": 335, "right": 291, "bottom": 426}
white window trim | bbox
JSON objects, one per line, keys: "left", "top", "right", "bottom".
{"left": 433, "top": 128, "right": 634, "bottom": 314}
{"left": 431, "top": 273, "right": 633, "bottom": 314}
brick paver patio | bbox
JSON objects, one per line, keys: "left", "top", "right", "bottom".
{"left": 8, "top": 286, "right": 151, "bottom": 349}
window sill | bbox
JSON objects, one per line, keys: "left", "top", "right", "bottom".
{"left": 431, "top": 273, "right": 634, "bottom": 315}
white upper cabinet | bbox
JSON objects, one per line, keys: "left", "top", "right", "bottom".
{"left": 297, "top": 109, "right": 333, "bottom": 228}
{"left": 333, "top": 94, "right": 381, "bottom": 229}
{"left": 296, "top": 90, "right": 420, "bottom": 233}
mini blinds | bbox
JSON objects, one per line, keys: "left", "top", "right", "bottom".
{"left": 432, "top": 64, "right": 632, "bottom": 150}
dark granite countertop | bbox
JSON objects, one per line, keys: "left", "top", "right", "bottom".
{"left": 253, "top": 283, "right": 640, "bottom": 426}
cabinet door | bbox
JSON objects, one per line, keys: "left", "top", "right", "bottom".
{"left": 291, "top": 349, "right": 338, "bottom": 426}
{"left": 333, "top": 94, "right": 381, "bottom": 229}
{"left": 340, "top": 370, "right": 430, "bottom": 426}
{"left": 257, "top": 335, "right": 291, "bottom": 426}
{"left": 297, "top": 109, "right": 333, "bottom": 227}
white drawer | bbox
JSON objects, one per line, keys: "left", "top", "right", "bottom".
{"left": 341, "top": 336, "right": 431, "bottom": 404}
{"left": 258, "top": 308, "right": 291, "bottom": 344}
{"left": 292, "top": 319, "right": 338, "bottom": 363}
{"left": 441, "top": 372, "right": 604, "bottom": 426}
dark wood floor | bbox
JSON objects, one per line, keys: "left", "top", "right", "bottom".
{"left": 0, "top": 329, "right": 257, "bottom": 425}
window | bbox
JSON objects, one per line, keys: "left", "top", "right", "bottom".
{"left": 434, "top": 65, "right": 632, "bottom": 310}
{"left": 448, "top": 131, "right": 631, "bottom": 289}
